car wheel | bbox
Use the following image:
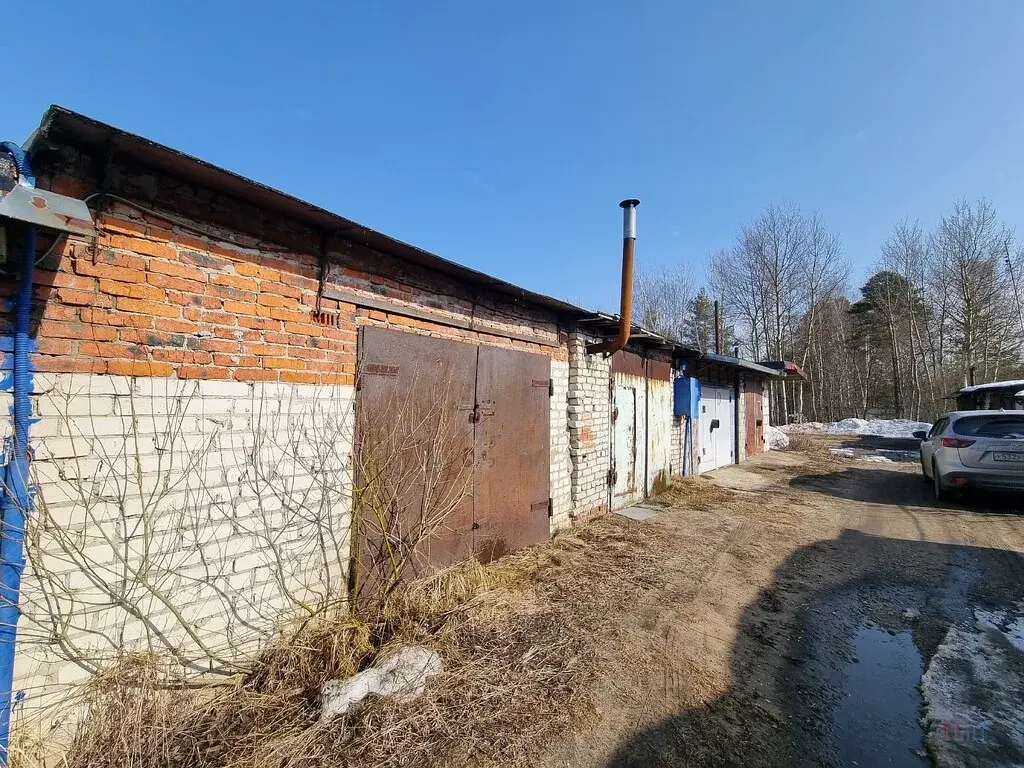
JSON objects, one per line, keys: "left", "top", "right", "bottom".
{"left": 933, "top": 461, "right": 947, "bottom": 502}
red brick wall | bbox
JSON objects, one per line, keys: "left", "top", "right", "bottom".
{"left": 16, "top": 147, "right": 568, "bottom": 381}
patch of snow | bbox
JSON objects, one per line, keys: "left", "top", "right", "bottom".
{"left": 828, "top": 418, "right": 931, "bottom": 438}
{"left": 321, "top": 646, "right": 443, "bottom": 719}
{"left": 958, "top": 379, "right": 1024, "bottom": 394}
{"left": 876, "top": 449, "right": 920, "bottom": 461}
{"left": 828, "top": 448, "right": 893, "bottom": 463}
{"left": 765, "top": 425, "right": 789, "bottom": 450}
{"left": 784, "top": 418, "right": 931, "bottom": 439}
{"left": 975, "top": 602, "right": 1024, "bottom": 653}
{"left": 921, "top": 603, "right": 1024, "bottom": 766}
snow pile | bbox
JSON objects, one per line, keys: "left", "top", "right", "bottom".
{"left": 782, "top": 421, "right": 828, "bottom": 434}
{"left": 921, "top": 603, "right": 1024, "bottom": 766}
{"left": 764, "top": 425, "right": 789, "bottom": 450}
{"left": 959, "top": 379, "right": 1024, "bottom": 394}
{"left": 783, "top": 418, "right": 931, "bottom": 439}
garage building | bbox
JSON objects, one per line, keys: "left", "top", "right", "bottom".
{"left": 1, "top": 107, "right": 781, "bottom": 708}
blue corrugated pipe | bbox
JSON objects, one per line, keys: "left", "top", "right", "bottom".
{"left": 0, "top": 141, "right": 36, "bottom": 765}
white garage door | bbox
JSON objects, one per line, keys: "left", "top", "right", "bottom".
{"left": 699, "top": 385, "right": 736, "bottom": 474}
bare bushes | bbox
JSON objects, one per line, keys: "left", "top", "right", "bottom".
{"left": 22, "top": 377, "right": 354, "bottom": 683}
{"left": 54, "top": 558, "right": 590, "bottom": 768}
{"left": 13, "top": 368, "right": 600, "bottom": 768}
{"left": 350, "top": 371, "right": 472, "bottom": 605}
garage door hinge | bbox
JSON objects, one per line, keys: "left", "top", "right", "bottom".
{"left": 547, "top": 497, "right": 553, "bottom": 517}
{"left": 606, "top": 467, "right": 617, "bottom": 486}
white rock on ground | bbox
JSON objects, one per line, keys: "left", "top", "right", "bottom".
{"left": 321, "top": 646, "right": 443, "bottom": 720}
{"left": 765, "top": 425, "right": 789, "bottom": 450}
{"left": 920, "top": 603, "right": 1024, "bottom": 766}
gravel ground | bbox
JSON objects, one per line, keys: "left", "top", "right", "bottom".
{"left": 531, "top": 437, "right": 1024, "bottom": 767}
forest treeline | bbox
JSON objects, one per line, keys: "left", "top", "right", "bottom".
{"left": 635, "top": 198, "right": 1024, "bottom": 424}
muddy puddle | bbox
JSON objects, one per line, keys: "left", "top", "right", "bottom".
{"left": 829, "top": 625, "right": 928, "bottom": 766}
{"left": 787, "top": 584, "right": 934, "bottom": 767}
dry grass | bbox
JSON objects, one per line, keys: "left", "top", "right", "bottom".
{"left": 783, "top": 433, "right": 816, "bottom": 452}
{"left": 18, "top": 524, "right": 665, "bottom": 768}
{"left": 657, "top": 478, "right": 737, "bottom": 511}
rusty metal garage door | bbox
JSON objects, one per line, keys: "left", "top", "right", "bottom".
{"left": 744, "top": 377, "right": 764, "bottom": 457}
{"left": 355, "top": 328, "right": 477, "bottom": 595}
{"left": 474, "top": 344, "right": 551, "bottom": 562}
{"left": 355, "top": 328, "right": 551, "bottom": 588}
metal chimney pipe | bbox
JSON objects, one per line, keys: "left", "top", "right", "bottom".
{"left": 714, "top": 300, "right": 721, "bottom": 354}
{"left": 588, "top": 199, "right": 640, "bottom": 356}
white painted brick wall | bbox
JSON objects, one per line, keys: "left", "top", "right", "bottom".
{"left": 549, "top": 359, "right": 572, "bottom": 532}
{"left": 14, "top": 373, "right": 354, "bottom": 713}
{"left": 567, "top": 334, "right": 611, "bottom": 517}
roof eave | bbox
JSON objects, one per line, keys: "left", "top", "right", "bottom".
{"left": 27, "top": 105, "right": 589, "bottom": 319}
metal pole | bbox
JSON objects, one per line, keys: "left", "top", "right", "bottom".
{"left": 588, "top": 199, "right": 640, "bottom": 355}
{"left": 713, "top": 300, "right": 721, "bottom": 354}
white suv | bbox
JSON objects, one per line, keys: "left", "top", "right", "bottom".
{"left": 915, "top": 411, "right": 1024, "bottom": 500}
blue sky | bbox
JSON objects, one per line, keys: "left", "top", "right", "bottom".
{"left": 6, "top": 1, "right": 1024, "bottom": 311}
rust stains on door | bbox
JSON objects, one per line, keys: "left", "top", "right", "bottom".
{"left": 610, "top": 350, "right": 673, "bottom": 507}
{"left": 744, "top": 376, "right": 764, "bottom": 457}
{"left": 354, "top": 328, "right": 476, "bottom": 596}
{"left": 473, "top": 345, "right": 551, "bottom": 563}
{"left": 355, "top": 328, "right": 552, "bottom": 589}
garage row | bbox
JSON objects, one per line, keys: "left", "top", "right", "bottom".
{"left": 356, "top": 325, "right": 780, "bottom": 579}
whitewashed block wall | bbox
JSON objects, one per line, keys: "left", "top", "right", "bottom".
{"left": 15, "top": 374, "right": 354, "bottom": 709}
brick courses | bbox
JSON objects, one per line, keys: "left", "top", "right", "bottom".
{"left": 20, "top": 150, "right": 565, "bottom": 387}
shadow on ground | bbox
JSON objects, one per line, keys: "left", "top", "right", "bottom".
{"left": 835, "top": 435, "right": 923, "bottom": 453}
{"left": 790, "top": 465, "right": 1024, "bottom": 513}
{"left": 604, "top": 470, "right": 1024, "bottom": 767}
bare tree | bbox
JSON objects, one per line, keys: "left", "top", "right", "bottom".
{"left": 709, "top": 205, "right": 849, "bottom": 423}
{"left": 633, "top": 263, "right": 696, "bottom": 342}
{"left": 931, "top": 198, "right": 1021, "bottom": 384}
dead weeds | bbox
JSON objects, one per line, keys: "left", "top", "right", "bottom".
{"left": 658, "top": 478, "right": 738, "bottom": 511}
{"left": 783, "top": 433, "right": 816, "bottom": 452}
{"left": 30, "top": 522, "right": 660, "bottom": 768}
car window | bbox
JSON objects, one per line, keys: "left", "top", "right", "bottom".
{"left": 952, "top": 415, "right": 1024, "bottom": 439}
{"left": 928, "top": 418, "right": 948, "bottom": 438}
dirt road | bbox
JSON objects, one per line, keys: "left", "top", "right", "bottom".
{"left": 536, "top": 438, "right": 1024, "bottom": 767}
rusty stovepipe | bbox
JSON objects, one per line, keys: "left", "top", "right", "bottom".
{"left": 588, "top": 199, "right": 640, "bottom": 355}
